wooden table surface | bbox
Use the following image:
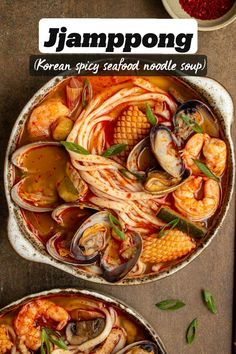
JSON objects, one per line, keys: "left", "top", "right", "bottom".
{"left": 0, "top": 1, "right": 235, "bottom": 353}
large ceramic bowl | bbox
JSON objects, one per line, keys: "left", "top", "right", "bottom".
{"left": 4, "top": 75, "right": 235, "bottom": 285}
{"left": 0, "top": 288, "right": 167, "bottom": 353}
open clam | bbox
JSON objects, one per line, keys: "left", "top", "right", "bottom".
{"left": 11, "top": 142, "right": 67, "bottom": 212}
{"left": 71, "top": 211, "right": 111, "bottom": 265}
{"left": 46, "top": 202, "right": 99, "bottom": 264}
{"left": 174, "top": 99, "right": 220, "bottom": 144}
{"left": 116, "top": 340, "right": 159, "bottom": 353}
{"left": 144, "top": 169, "right": 190, "bottom": 195}
{"left": 47, "top": 208, "right": 143, "bottom": 283}
{"left": 11, "top": 142, "right": 89, "bottom": 211}
{"left": 101, "top": 232, "right": 142, "bottom": 283}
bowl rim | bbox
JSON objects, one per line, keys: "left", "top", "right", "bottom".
{"left": 161, "top": 0, "right": 236, "bottom": 31}
{"left": 0, "top": 287, "right": 168, "bottom": 354}
{"left": 4, "top": 74, "right": 235, "bottom": 286}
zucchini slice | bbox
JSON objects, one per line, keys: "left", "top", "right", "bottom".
{"left": 157, "top": 207, "right": 207, "bottom": 239}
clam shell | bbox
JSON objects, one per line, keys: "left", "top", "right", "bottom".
{"left": 144, "top": 169, "right": 191, "bottom": 196}
{"left": 51, "top": 202, "right": 100, "bottom": 224}
{"left": 46, "top": 233, "right": 79, "bottom": 265}
{"left": 11, "top": 141, "right": 60, "bottom": 171}
{"left": 11, "top": 141, "right": 61, "bottom": 212}
{"left": 70, "top": 211, "right": 110, "bottom": 265}
{"left": 101, "top": 233, "right": 142, "bottom": 283}
{"left": 11, "top": 177, "right": 56, "bottom": 212}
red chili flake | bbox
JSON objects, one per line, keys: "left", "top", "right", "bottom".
{"left": 179, "top": 0, "right": 235, "bottom": 20}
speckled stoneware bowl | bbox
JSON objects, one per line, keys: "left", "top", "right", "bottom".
{"left": 4, "top": 76, "right": 235, "bottom": 285}
{"left": 0, "top": 288, "right": 167, "bottom": 353}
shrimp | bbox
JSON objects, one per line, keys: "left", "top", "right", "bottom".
{"left": 27, "top": 99, "right": 70, "bottom": 140}
{"left": 0, "top": 325, "right": 14, "bottom": 354}
{"left": 14, "top": 299, "right": 69, "bottom": 351}
{"left": 203, "top": 137, "right": 227, "bottom": 176}
{"left": 182, "top": 133, "right": 227, "bottom": 176}
{"left": 173, "top": 176, "right": 220, "bottom": 221}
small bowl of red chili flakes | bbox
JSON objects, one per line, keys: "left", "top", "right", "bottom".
{"left": 162, "top": 0, "right": 236, "bottom": 31}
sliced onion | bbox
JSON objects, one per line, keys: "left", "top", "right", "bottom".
{"left": 111, "top": 328, "right": 127, "bottom": 353}
{"left": 66, "top": 78, "right": 83, "bottom": 111}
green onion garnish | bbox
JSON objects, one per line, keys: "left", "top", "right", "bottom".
{"left": 146, "top": 103, "right": 157, "bottom": 126}
{"left": 61, "top": 141, "right": 90, "bottom": 155}
{"left": 193, "top": 159, "right": 219, "bottom": 181}
{"left": 108, "top": 213, "right": 125, "bottom": 240}
{"left": 41, "top": 328, "right": 67, "bottom": 354}
{"left": 202, "top": 289, "right": 217, "bottom": 314}
{"left": 102, "top": 144, "right": 127, "bottom": 157}
{"left": 180, "top": 114, "right": 203, "bottom": 134}
{"left": 186, "top": 318, "right": 198, "bottom": 344}
{"left": 158, "top": 218, "right": 179, "bottom": 238}
{"left": 120, "top": 168, "right": 145, "bottom": 181}
{"left": 155, "top": 299, "right": 185, "bottom": 311}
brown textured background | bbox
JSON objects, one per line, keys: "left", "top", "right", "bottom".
{"left": 0, "top": 1, "right": 235, "bottom": 353}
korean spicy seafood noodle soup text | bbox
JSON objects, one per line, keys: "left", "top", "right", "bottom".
{"left": 11, "top": 76, "right": 228, "bottom": 283}
{"left": 0, "top": 293, "right": 159, "bottom": 353}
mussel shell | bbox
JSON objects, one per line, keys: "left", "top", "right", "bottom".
{"left": 150, "top": 125, "right": 184, "bottom": 178}
{"left": 70, "top": 211, "right": 110, "bottom": 265}
{"left": 174, "top": 99, "right": 220, "bottom": 143}
{"left": 101, "top": 233, "right": 142, "bottom": 283}
{"left": 126, "top": 137, "right": 157, "bottom": 174}
{"left": 116, "top": 340, "right": 159, "bottom": 353}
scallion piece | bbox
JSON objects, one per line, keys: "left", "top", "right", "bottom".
{"left": 186, "top": 318, "right": 198, "bottom": 344}
{"left": 156, "top": 299, "right": 185, "bottom": 311}
{"left": 61, "top": 141, "right": 90, "bottom": 155}
{"left": 102, "top": 144, "right": 127, "bottom": 157}
{"left": 146, "top": 103, "right": 157, "bottom": 126}
{"left": 108, "top": 213, "right": 125, "bottom": 240}
{"left": 193, "top": 159, "right": 219, "bottom": 181}
{"left": 158, "top": 218, "right": 179, "bottom": 238}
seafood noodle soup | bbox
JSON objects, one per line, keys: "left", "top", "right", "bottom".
{"left": 0, "top": 291, "right": 160, "bottom": 353}
{"left": 10, "top": 76, "right": 228, "bottom": 283}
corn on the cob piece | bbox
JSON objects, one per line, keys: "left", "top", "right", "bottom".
{"left": 113, "top": 105, "right": 151, "bottom": 155}
{"left": 141, "top": 229, "right": 196, "bottom": 264}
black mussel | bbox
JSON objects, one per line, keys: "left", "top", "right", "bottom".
{"left": 150, "top": 126, "right": 184, "bottom": 178}
{"left": 126, "top": 137, "right": 158, "bottom": 175}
